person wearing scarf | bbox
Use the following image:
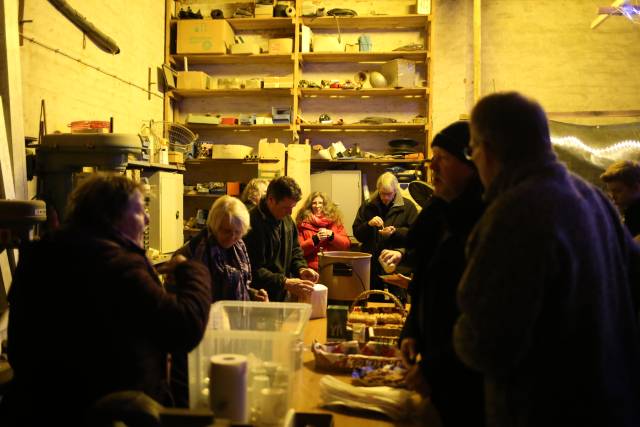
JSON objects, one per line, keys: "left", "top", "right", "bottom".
{"left": 296, "top": 192, "right": 350, "bottom": 271}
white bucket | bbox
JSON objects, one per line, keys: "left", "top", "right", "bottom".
{"left": 318, "top": 251, "right": 371, "bottom": 301}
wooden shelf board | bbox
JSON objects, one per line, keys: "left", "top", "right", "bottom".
{"left": 172, "top": 53, "right": 293, "bottom": 65}
{"left": 302, "top": 15, "right": 429, "bottom": 30}
{"left": 173, "top": 88, "right": 292, "bottom": 98}
{"left": 127, "top": 160, "right": 185, "bottom": 171}
{"left": 171, "top": 17, "right": 295, "bottom": 31}
{"left": 184, "top": 193, "right": 224, "bottom": 199}
{"left": 311, "top": 158, "right": 426, "bottom": 164}
{"left": 186, "top": 124, "right": 292, "bottom": 131}
{"left": 185, "top": 158, "right": 279, "bottom": 166}
{"left": 299, "top": 88, "right": 428, "bottom": 98}
{"left": 300, "top": 51, "right": 428, "bottom": 63}
{"left": 300, "top": 123, "right": 427, "bottom": 131}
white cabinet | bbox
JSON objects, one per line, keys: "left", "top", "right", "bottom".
{"left": 310, "top": 171, "right": 362, "bottom": 236}
{"left": 146, "top": 171, "right": 183, "bottom": 253}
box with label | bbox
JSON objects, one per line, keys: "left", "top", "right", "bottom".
{"left": 268, "top": 38, "right": 293, "bottom": 54}
{"left": 381, "top": 59, "right": 416, "bottom": 88}
{"left": 176, "top": 71, "right": 211, "bottom": 90}
{"left": 177, "top": 20, "right": 235, "bottom": 54}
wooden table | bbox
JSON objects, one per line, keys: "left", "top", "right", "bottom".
{"left": 294, "top": 317, "right": 441, "bottom": 427}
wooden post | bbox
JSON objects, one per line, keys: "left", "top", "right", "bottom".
{"left": 473, "top": 0, "right": 482, "bottom": 102}
{"left": 0, "top": 0, "right": 27, "bottom": 200}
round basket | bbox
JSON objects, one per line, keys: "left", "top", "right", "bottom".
{"left": 349, "top": 289, "right": 407, "bottom": 317}
{"left": 149, "top": 121, "right": 198, "bottom": 153}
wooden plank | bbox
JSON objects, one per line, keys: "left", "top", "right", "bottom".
{"left": 547, "top": 109, "right": 640, "bottom": 118}
{"left": 299, "top": 88, "right": 428, "bottom": 98}
{"left": 0, "top": 98, "right": 15, "bottom": 300}
{"left": 302, "top": 15, "right": 429, "bottom": 30}
{"left": 173, "top": 88, "right": 292, "bottom": 98}
{"left": 301, "top": 51, "right": 428, "bottom": 63}
{"left": 0, "top": 0, "right": 27, "bottom": 199}
{"left": 473, "top": 0, "right": 482, "bottom": 102}
{"left": 172, "top": 53, "right": 293, "bottom": 65}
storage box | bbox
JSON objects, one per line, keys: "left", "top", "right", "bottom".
{"left": 381, "top": 59, "right": 416, "bottom": 88}
{"left": 268, "top": 38, "right": 293, "bottom": 54}
{"left": 211, "top": 144, "right": 254, "bottom": 158}
{"left": 176, "top": 71, "right": 211, "bottom": 90}
{"left": 186, "top": 114, "right": 220, "bottom": 125}
{"left": 263, "top": 76, "right": 293, "bottom": 88}
{"left": 300, "top": 25, "right": 312, "bottom": 53}
{"left": 255, "top": 4, "right": 274, "bottom": 16}
{"left": 188, "top": 302, "right": 311, "bottom": 425}
{"left": 313, "top": 35, "right": 343, "bottom": 52}
{"left": 231, "top": 43, "right": 261, "bottom": 55}
{"left": 271, "top": 106, "right": 291, "bottom": 124}
{"left": 243, "top": 78, "right": 262, "bottom": 89}
{"left": 177, "top": 20, "right": 235, "bottom": 54}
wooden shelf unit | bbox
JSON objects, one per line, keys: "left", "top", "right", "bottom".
{"left": 302, "top": 15, "right": 429, "bottom": 30}
{"left": 299, "top": 88, "right": 428, "bottom": 98}
{"left": 173, "top": 88, "right": 292, "bottom": 98}
{"left": 299, "top": 51, "right": 429, "bottom": 63}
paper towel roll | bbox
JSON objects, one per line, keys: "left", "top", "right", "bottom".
{"left": 209, "top": 354, "right": 248, "bottom": 424}
{"left": 285, "top": 6, "right": 296, "bottom": 17}
{"left": 310, "top": 284, "right": 328, "bottom": 319}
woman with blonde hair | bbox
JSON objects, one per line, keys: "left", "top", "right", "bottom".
{"left": 296, "top": 191, "right": 350, "bottom": 270}
{"left": 174, "top": 195, "right": 268, "bottom": 302}
{"left": 241, "top": 178, "right": 269, "bottom": 210}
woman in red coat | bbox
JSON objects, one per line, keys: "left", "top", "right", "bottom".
{"left": 296, "top": 191, "right": 350, "bottom": 271}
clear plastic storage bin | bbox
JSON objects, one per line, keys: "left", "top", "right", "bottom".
{"left": 189, "top": 301, "right": 311, "bottom": 426}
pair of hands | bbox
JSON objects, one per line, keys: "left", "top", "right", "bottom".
{"left": 400, "top": 337, "right": 429, "bottom": 396}
{"left": 317, "top": 227, "right": 333, "bottom": 241}
{"left": 368, "top": 216, "right": 396, "bottom": 238}
{"left": 378, "top": 249, "right": 403, "bottom": 273}
{"left": 285, "top": 267, "right": 319, "bottom": 299}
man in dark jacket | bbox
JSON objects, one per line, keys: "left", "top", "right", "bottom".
{"left": 601, "top": 160, "right": 640, "bottom": 239}
{"left": 455, "top": 92, "right": 640, "bottom": 427}
{"left": 244, "top": 176, "right": 319, "bottom": 302}
{"left": 381, "top": 121, "right": 485, "bottom": 426}
{"left": 352, "top": 172, "right": 418, "bottom": 298}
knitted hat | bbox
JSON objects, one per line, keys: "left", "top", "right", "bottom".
{"left": 431, "top": 121, "right": 473, "bottom": 166}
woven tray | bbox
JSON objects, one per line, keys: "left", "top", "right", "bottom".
{"left": 312, "top": 340, "right": 403, "bottom": 372}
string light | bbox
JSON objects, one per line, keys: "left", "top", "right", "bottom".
{"left": 551, "top": 135, "right": 640, "bottom": 162}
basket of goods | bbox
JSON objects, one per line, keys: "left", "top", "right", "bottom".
{"left": 352, "top": 365, "right": 407, "bottom": 388}
{"left": 347, "top": 290, "right": 406, "bottom": 344}
{"left": 311, "top": 340, "right": 403, "bottom": 372}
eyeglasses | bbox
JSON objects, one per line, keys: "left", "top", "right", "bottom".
{"left": 463, "top": 145, "right": 473, "bottom": 161}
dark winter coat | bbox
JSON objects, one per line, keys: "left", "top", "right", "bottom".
{"left": 401, "top": 178, "right": 485, "bottom": 426}
{"left": 1, "top": 226, "right": 211, "bottom": 425}
{"left": 454, "top": 156, "right": 640, "bottom": 427}
{"left": 243, "top": 198, "right": 307, "bottom": 301}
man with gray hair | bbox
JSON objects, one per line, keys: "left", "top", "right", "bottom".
{"left": 601, "top": 160, "right": 640, "bottom": 238}
{"left": 454, "top": 92, "right": 640, "bottom": 427}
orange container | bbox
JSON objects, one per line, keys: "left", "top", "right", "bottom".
{"left": 226, "top": 182, "right": 240, "bottom": 196}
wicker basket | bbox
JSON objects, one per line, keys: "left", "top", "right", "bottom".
{"left": 311, "top": 340, "right": 403, "bottom": 372}
{"left": 347, "top": 290, "right": 407, "bottom": 327}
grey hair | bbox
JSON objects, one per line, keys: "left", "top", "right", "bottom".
{"left": 376, "top": 172, "right": 401, "bottom": 194}
{"left": 207, "top": 195, "right": 251, "bottom": 237}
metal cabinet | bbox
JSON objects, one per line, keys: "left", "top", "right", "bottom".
{"left": 145, "top": 171, "right": 183, "bottom": 253}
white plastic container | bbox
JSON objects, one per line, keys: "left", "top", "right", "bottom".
{"left": 189, "top": 301, "right": 311, "bottom": 426}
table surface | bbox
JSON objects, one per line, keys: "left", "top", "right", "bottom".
{"left": 295, "top": 317, "right": 440, "bottom": 427}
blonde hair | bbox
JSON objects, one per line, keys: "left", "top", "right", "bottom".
{"left": 207, "top": 196, "right": 251, "bottom": 237}
{"left": 295, "top": 191, "right": 343, "bottom": 225}
{"left": 241, "top": 178, "right": 269, "bottom": 205}
{"left": 376, "top": 172, "right": 401, "bottom": 195}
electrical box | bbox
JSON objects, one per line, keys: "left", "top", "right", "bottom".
{"left": 145, "top": 171, "right": 183, "bottom": 253}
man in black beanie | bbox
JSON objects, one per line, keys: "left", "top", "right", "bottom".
{"left": 381, "top": 120, "right": 485, "bottom": 426}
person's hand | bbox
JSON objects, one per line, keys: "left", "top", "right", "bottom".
{"left": 255, "top": 289, "right": 269, "bottom": 302}
{"left": 379, "top": 249, "right": 402, "bottom": 266}
{"left": 378, "top": 226, "right": 396, "bottom": 238}
{"left": 400, "top": 337, "right": 418, "bottom": 368}
{"left": 157, "top": 254, "right": 187, "bottom": 275}
{"left": 404, "top": 363, "right": 430, "bottom": 397}
{"left": 368, "top": 216, "right": 384, "bottom": 228}
{"left": 317, "top": 228, "right": 332, "bottom": 241}
{"left": 299, "top": 267, "right": 319, "bottom": 283}
{"left": 284, "top": 278, "right": 315, "bottom": 299}
{"left": 380, "top": 273, "right": 411, "bottom": 289}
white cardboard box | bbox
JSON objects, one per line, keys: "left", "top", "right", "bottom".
{"left": 381, "top": 59, "right": 416, "bottom": 88}
{"left": 268, "top": 38, "right": 293, "bottom": 54}
{"left": 176, "top": 71, "right": 211, "bottom": 90}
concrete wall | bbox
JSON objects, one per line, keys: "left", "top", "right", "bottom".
{"left": 432, "top": 0, "right": 640, "bottom": 132}
{"left": 20, "top": 0, "right": 166, "bottom": 136}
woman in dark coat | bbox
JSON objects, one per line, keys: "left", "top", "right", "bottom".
{"left": 0, "top": 175, "right": 211, "bottom": 425}
{"left": 352, "top": 172, "right": 418, "bottom": 298}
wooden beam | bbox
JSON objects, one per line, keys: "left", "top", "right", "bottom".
{"left": 0, "top": 98, "right": 16, "bottom": 299}
{"left": 0, "top": 0, "right": 27, "bottom": 199}
{"left": 591, "top": 0, "right": 626, "bottom": 29}
{"left": 547, "top": 109, "right": 640, "bottom": 118}
{"left": 473, "top": 0, "right": 482, "bottom": 102}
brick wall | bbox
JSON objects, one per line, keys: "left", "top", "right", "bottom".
{"left": 20, "top": 0, "right": 166, "bottom": 136}
{"left": 432, "top": 0, "right": 640, "bottom": 132}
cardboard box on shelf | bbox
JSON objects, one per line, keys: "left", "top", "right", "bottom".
{"left": 186, "top": 114, "right": 220, "bottom": 125}
{"left": 313, "top": 35, "right": 343, "bottom": 52}
{"left": 176, "top": 71, "right": 211, "bottom": 90}
{"left": 230, "top": 43, "right": 261, "bottom": 55}
{"left": 263, "top": 76, "right": 293, "bottom": 88}
{"left": 268, "top": 38, "right": 293, "bottom": 54}
{"left": 381, "top": 58, "right": 416, "bottom": 88}
{"left": 255, "top": 4, "right": 274, "bottom": 16}
{"left": 177, "top": 20, "right": 235, "bottom": 54}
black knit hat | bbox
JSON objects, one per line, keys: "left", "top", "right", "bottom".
{"left": 431, "top": 121, "right": 473, "bottom": 166}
